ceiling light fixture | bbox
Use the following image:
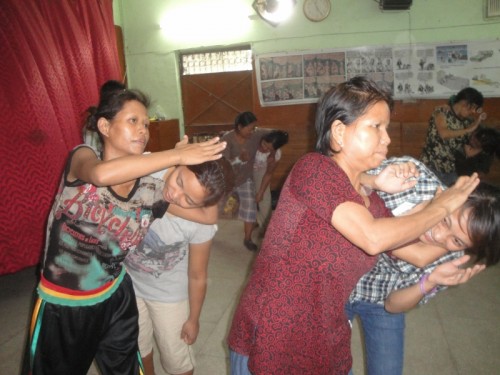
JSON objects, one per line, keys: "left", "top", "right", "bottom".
{"left": 252, "top": 0, "right": 296, "bottom": 27}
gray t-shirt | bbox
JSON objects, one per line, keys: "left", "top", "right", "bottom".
{"left": 125, "top": 213, "right": 217, "bottom": 302}
{"left": 222, "top": 128, "right": 269, "bottom": 187}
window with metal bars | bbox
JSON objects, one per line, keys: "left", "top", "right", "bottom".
{"left": 180, "top": 46, "right": 252, "bottom": 75}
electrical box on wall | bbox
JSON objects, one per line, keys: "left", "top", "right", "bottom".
{"left": 379, "top": 0, "right": 413, "bottom": 11}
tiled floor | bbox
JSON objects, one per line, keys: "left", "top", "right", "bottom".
{"left": 1, "top": 218, "right": 499, "bottom": 374}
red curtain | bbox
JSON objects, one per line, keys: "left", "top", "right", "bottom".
{"left": 0, "top": 0, "right": 122, "bottom": 275}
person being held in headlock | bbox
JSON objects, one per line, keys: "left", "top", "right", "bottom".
{"left": 454, "top": 125, "right": 500, "bottom": 180}
{"left": 125, "top": 158, "right": 235, "bottom": 375}
{"left": 346, "top": 155, "right": 500, "bottom": 375}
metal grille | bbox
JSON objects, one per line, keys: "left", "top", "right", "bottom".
{"left": 181, "top": 48, "right": 252, "bottom": 76}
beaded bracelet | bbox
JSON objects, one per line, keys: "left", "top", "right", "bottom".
{"left": 419, "top": 273, "right": 438, "bottom": 296}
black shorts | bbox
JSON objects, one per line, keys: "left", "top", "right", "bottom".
{"left": 25, "top": 273, "right": 144, "bottom": 375}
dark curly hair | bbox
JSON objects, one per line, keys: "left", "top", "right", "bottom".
{"left": 234, "top": 111, "right": 257, "bottom": 129}
{"left": 449, "top": 87, "right": 484, "bottom": 109}
{"left": 473, "top": 126, "right": 500, "bottom": 158}
{"left": 261, "top": 130, "right": 289, "bottom": 150}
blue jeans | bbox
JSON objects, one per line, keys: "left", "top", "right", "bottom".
{"left": 345, "top": 301, "right": 405, "bottom": 375}
{"left": 230, "top": 350, "right": 252, "bottom": 375}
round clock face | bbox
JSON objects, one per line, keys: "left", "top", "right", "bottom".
{"left": 303, "top": 0, "right": 331, "bottom": 22}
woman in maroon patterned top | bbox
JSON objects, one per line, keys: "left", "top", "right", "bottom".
{"left": 227, "top": 76, "right": 479, "bottom": 375}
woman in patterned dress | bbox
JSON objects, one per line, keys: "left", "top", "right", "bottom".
{"left": 227, "top": 76, "right": 479, "bottom": 375}
{"left": 420, "top": 87, "right": 487, "bottom": 186}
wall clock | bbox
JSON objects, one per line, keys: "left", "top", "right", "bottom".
{"left": 303, "top": 0, "right": 331, "bottom": 22}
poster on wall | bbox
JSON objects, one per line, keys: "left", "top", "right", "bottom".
{"left": 303, "top": 52, "right": 346, "bottom": 100}
{"left": 256, "top": 52, "right": 346, "bottom": 106}
{"left": 394, "top": 46, "right": 435, "bottom": 97}
{"left": 394, "top": 40, "right": 500, "bottom": 99}
{"left": 345, "top": 47, "right": 394, "bottom": 96}
{"left": 259, "top": 55, "right": 303, "bottom": 104}
{"left": 255, "top": 39, "right": 500, "bottom": 106}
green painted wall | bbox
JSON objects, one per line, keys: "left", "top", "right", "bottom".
{"left": 114, "top": 0, "right": 499, "bottom": 127}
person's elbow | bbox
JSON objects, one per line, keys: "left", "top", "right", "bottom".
{"left": 189, "top": 273, "right": 208, "bottom": 286}
{"left": 86, "top": 166, "right": 111, "bottom": 186}
{"left": 360, "top": 236, "right": 387, "bottom": 255}
{"left": 409, "top": 258, "right": 431, "bottom": 268}
{"left": 342, "top": 230, "right": 387, "bottom": 255}
{"left": 189, "top": 267, "right": 208, "bottom": 281}
{"left": 384, "top": 302, "right": 399, "bottom": 314}
{"left": 384, "top": 297, "right": 404, "bottom": 314}
{"left": 365, "top": 245, "right": 384, "bottom": 256}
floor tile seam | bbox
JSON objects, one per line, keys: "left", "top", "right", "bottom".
{"left": 434, "top": 306, "right": 461, "bottom": 374}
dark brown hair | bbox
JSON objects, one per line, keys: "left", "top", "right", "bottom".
{"left": 84, "top": 88, "right": 150, "bottom": 146}
{"left": 187, "top": 157, "right": 235, "bottom": 207}
{"left": 315, "top": 76, "right": 394, "bottom": 156}
{"left": 461, "top": 182, "right": 500, "bottom": 266}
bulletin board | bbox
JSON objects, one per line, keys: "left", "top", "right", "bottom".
{"left": 255, "top": 39, "right": 500, "bottom": 106}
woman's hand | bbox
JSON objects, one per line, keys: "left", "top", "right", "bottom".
{"left": 428, "top": 173, "right": 479, "bottom": 215}
{"left": 468, "top": 109, "right": 487, "bottom": 133}
{"left": 475, "top": 108, "right": 487, "bottom": 122}
{"left": 427, "top": 255, "right": 485, "bottom": 286}
{"left": 372, "top": 162, "right": 419, "bottom": 193}
{"left": 256, "top": 191, "right": 264, "bottom": 203}
{"left": 175, "top": 135, "right": 227, "bottom": 165}
{"left": 181, "top": 318, "right": 200, "bottom": 345}
{"left": 385, "top": 254, "right": 485, "bottom": 313}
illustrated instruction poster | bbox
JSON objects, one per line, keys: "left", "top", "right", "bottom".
{"left": 255, "top": 39, "right": 500, "bottom": 106}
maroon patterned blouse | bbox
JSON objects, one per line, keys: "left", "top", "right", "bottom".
{"left": 228, "top": 153, "right": 391, "bottom": 374}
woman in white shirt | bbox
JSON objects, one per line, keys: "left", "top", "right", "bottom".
{"left": 253, "top": 130, "right": 289, "bottom": 235}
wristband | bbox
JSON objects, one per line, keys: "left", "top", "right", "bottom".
{"left": 419, "top": 273, "right": 438, "bottom": 296}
